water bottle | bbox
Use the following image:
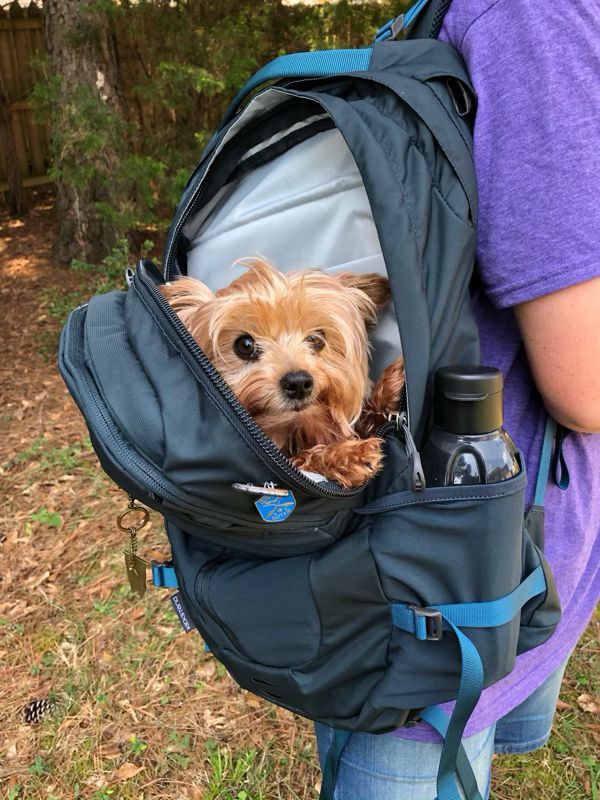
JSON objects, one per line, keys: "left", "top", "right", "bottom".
{"left": 420, "top": 366, "right": 520, "bottom": 487}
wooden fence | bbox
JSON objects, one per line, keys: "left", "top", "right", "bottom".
{"left": 0, "top": 1, "right": 51, "bottom": 209}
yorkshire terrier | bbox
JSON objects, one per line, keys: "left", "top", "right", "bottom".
{"left": 160, "top": 259, "right": 405, "bottom": 488}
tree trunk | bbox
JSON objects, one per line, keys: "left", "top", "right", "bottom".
{"left": 0, "top": 78, "right": 24, "bottom": 215}
{"left": 44, "top": 0, "right": 125, "bottom": 265}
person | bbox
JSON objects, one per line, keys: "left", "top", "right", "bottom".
{"left": 315, "top": 1, "right": 600, "bottom": 796}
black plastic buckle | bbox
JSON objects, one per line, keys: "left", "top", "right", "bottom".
{"left": 410, "top": 606, "right": 443, "bottom": 641}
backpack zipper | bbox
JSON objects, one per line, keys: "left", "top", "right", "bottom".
{"left": 159, "top": 90, "right": 420, "bottom": 495}
{"left": 137, "top": 267, "right": 406, "bottom": 498}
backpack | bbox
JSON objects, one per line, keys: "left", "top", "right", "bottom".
{"left": 58, "top": 1, "right": 563, "bottom": 798}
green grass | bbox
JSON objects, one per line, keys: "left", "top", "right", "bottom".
{"left": 490, "top": 620, "right": 599, "bottom": 799}
{"left": 5, "top": 437, "right": 94, "bottom": 473}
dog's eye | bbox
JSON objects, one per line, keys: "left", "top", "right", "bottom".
{"left": 234, "top": 334, "right": 261, "bottom": 361}
{"left": 306, "top": 331, "right": 325, "bottom": 352}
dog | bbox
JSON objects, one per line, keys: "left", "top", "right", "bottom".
{"left": 160, "top": 258, "right": 404, "bottom": 488}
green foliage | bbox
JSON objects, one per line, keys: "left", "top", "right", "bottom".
{"left": 40, "top": 239, "right": 154, "bottom": 329}
{"left": 28, "top": 756, "right": 49, "bottom": 776}
{"left": 128, "top": 734, "right": 148, "bottom": 756}
{"left": 33, "top": 1, "right": 402, "bottom": 254}
{"left": 70, "top": 238, "right": 154, "bottom": 292}
{"left": 30, "top": 507, "right": 63, "bottom": 528}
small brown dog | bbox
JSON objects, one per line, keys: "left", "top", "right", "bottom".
{"left": 160, "top": 259, "right": 404, "bottom": 488}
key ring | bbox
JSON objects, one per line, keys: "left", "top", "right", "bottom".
{"left": 117, "top": 505, "right": 149, "bottom": 532}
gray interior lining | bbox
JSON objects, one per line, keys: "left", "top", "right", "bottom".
{"left": 184, "top": 116, "right": 403, "bottom": 378}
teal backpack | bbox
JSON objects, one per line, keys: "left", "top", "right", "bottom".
{"left": 59, "top": 1, "right": 563, "bottom": 797}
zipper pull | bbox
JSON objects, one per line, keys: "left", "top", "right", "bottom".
{"left": 388, "top": 412, "right": 426, "bottom": 492}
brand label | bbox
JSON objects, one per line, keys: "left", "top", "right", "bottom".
{"left": 170, "top": 591, "right": 195, "bottom": 633}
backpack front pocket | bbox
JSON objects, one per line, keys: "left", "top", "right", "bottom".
{"left": 167, "top": 521, "right": 398, "bottom": 729}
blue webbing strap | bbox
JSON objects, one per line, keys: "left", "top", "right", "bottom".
{"left": 219, "top": 48, "right": 372, "bottom": 129}
{"left": 319, "top": 728, "right": 352, "bottom": 800}
{"left": 375, "top": 0, "right": 432, "bottom": 41}
{"left": 151, "top": 561, "right": 178, "bottom": 588}
{"left": 420, "top": 706, "right": 483, "bottom": 800}
{"left": 391, "top": 565, "right": 547, "bottom": 800}
{"left": 533, "top": 416, "right": 557, "bottom": 507}
{"left": 392, "top": 565, "right": 546, "bottom": 637}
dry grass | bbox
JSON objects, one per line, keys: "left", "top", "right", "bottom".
{"left": 0, "top": 194, "right": 597, "bottom": 800}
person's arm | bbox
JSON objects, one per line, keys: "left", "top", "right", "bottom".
{"left": 514, "top": 276, "right": 600, "bottom": 434}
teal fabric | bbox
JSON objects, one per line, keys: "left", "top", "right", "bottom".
{"left": 391, "top": 564, "right": 546, "bottom": 637}
{"left": 320, "top": 729, "right": 352, "bottom": 800}
{"left": 533, "top": 416, "right": 556, "bottom": 507}
{"left": 389, "top": 565, "right": 548, "bottom": 799}
{"left": 220, "top": 49, "right": 372, "bottom": 128}
{"left": 151, "top": 562, "right": 178, "bottom": 588}
{"left": 375, "top": 0, "right": 433, "bottom": 41}
{"left": 420, "top": 707, "right": 483, "bottom": 800}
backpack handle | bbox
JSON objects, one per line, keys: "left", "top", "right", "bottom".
{"left": 219, "top": 48, "right": 372, "bottom": 129}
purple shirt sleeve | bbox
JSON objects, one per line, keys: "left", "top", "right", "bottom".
{"left": 443, "top": 0, "right": 600, "bottom": 308}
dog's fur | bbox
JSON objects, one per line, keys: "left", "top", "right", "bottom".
{"left": 160, "top": 258, "right": 404, "bottom": 487}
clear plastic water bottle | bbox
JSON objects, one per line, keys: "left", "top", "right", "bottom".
{"left": 420, "top": 366, "right": 520, "bottom": 487}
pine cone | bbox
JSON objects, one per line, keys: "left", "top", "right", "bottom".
{"left": 23, "top": 697, "right": 54, "bottom": 724}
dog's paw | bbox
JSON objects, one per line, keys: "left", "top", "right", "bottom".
{"left": 342, "top": 437, "right": 385, "bottom": 485}
{"left": 292, "top": 437, "right": 384, "bottom": 488}
{"left": 357, "top": 356, "right": 405, "bottom": 436}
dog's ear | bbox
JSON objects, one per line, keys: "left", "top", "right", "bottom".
{"left": 159, "top": 276, "right": 213, "bottom": 307}
{"left": 335, "top": 272, "right": 391, "bottom": 314}
{"left": 159, "top": 277, "right": 214, "bottom": 341}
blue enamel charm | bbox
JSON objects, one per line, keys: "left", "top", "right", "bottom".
{"left": 255, "top": 490, "right": 296, "bottom": 522}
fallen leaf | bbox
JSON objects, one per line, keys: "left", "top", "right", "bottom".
{"left": 99, "top": 748, "right": 122, "bottom": 759}
{"left": 202, "top": 709, "right": 227, "bottom": 729}
{"left": 242, "top": 693, "right": 262, "bottom": 709}
{"left": 577, "top": 693, "right": 600, "bottom": 714}
{"left": 116, "top": 762, "right": 144, "bottom": 780}
{"left": 556, "top": 699, "right": 573, "bottom": 711}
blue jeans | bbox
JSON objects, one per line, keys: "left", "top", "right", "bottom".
{"left": 315, "top": 659, "right": 569, "bottom": 800}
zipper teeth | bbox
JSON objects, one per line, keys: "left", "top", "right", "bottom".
{"left": 161, "top": 90, "right": 408, "bottom": 492}
{"left": 69, "top": 309, "right": 194, "bottom": 504}
{"left": 166, "top": 82, "right": 414, "bottom": 430}
{"left": 138, "top": 270, "right": 365, "bottom": 498}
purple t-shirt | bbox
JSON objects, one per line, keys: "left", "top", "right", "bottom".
{"left": 397, "top": 0, "right": 600, "bottom": 741}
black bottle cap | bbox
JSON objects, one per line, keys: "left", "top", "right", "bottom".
{"left": 433, "top": 366, "right": 504, "bottom": 435}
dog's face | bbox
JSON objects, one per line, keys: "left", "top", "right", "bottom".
{"left": 160, "top": 259, "right": 390, "bottom": 452}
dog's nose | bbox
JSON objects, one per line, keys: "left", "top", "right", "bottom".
{"left": 280, "top": 371, "right": 314, "bottom": 400}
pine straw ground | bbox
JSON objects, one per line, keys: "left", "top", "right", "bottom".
{"left": 0, "top": 193, "right": 598, "bottom": 800}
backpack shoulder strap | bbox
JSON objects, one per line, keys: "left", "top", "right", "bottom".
{"left": 408, "top": 0, "right": 453, "bottom": 39}
{"left": 375, "top": 0, "right": 453, "bottom": 42}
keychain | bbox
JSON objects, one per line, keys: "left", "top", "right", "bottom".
{"left": 117, "top": 495, "right": 150, "bottom": 598}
